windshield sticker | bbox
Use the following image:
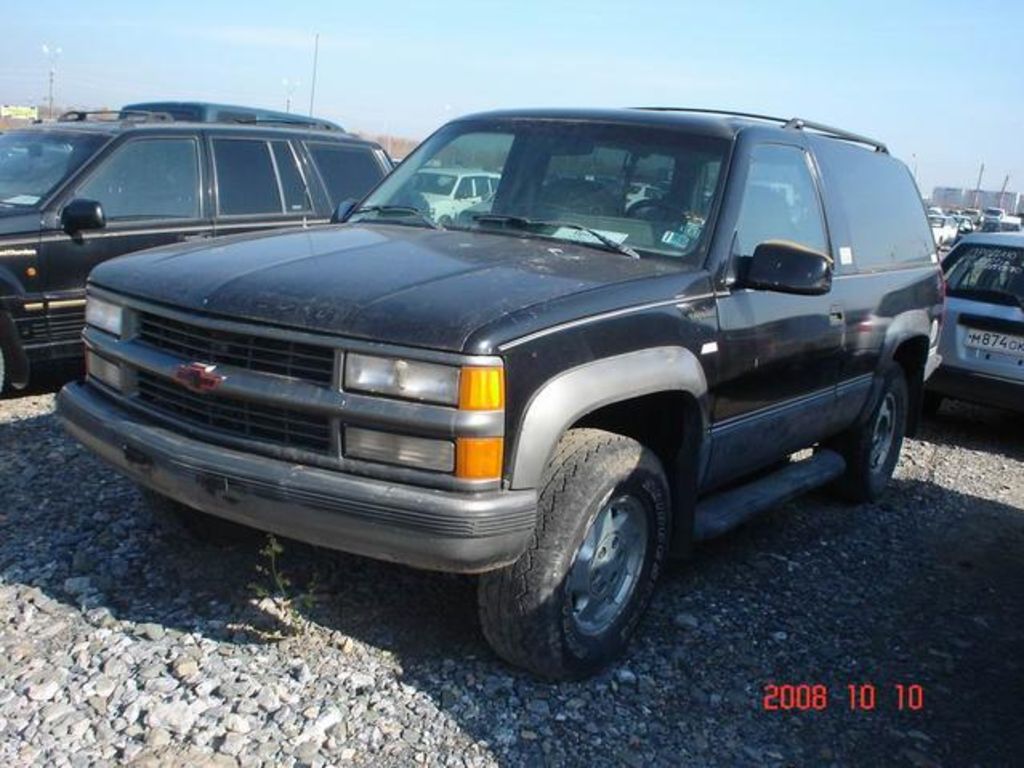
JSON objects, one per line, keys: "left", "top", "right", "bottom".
{"left": 552, "top": 227, "right": 629, "bottom": 245}
{"left": 840, "top": 246, "right": 854, "bottom": 265}
{"left": 2, "top": 195, "right": 40, "bottom": 205}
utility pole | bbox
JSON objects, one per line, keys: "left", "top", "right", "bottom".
{"left": 972, "top": 162, "right": 985, "bottom": 209}
{"left": 308, "top": 34, "right": 319, "bottom": 117}
{"left": 42, "top": 44, "right": 61, "bottom": 119}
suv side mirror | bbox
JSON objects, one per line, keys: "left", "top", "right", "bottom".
{"left": 61, "top": 199, "right": 106, "bottom": 233}
{"left": 741, "top": 241, "right": 832, "bottom": 295}
{"left": 331, "top": 198, "right": 358, "bottom": 224}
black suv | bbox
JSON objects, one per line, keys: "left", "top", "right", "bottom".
{"left": 0, "top": 111, "right": 390, "bottom": 390}
{"left": 58, "top": 108, "right": 943, "bottom": 679}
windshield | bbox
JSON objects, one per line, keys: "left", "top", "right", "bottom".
{"left": 410, "top": 171, "right": 459, "bottom": 197}
{"left": 0, "top": 131, "right": 107, "bottom": 208}
{"left": 945, "top": 244, "right": 1024, "bottom": 305}
{"left": 354, "top": 119, "right": 729, "bottom": 261}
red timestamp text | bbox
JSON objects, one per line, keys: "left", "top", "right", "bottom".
{"left": 761, "top": 683, "right": 925, "bottom": 712}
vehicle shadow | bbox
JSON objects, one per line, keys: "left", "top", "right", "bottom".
{"left": 2, "top": 408, "right": 1022, "bottom": 766}
{"left": 916, "top": 399, "right": 1024, "bottom": 461}
{"left": 1, "top": 360, "right": 83, "bottom": 400}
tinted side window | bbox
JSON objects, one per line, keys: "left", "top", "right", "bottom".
{"left": 812, "top": 139, "right": 933, "bottom": 270}
{"left": 271, "top": 142, "right": 310, "bottom": 212}
{"left": 77, "top": 138, "right": 199, "bottom": 220}
{"left": 308, "top": 144, "right": 385, "bottom": 205}
{"left": 213, "top": 139, "right": 281, "bottom": 216}
{"left": 735, "top": 144, "right": 828, "bottom": 257}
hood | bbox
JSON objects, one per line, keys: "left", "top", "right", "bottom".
{"left": 90, "top": 223, "right": 681, "bottom": 352}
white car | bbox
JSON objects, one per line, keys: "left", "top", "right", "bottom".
{"left": 929, "top": 215, "right": 958, "bottom": 247}
{"left": 410, "top": 168, "right": 501, "bottom": 226}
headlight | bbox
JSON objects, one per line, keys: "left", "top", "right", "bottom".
{"left": 85, "top": 295, "right": 124, "bottom": 336}
{"left": 85, "top": 350, "right": 124, "bottom": 391}
{"left": 345, "top": 353, "right": 460, "bottom": 405}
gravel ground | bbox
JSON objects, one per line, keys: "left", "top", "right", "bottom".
{"left": 2, "top": 373, "right": 1023, "bottom": 767}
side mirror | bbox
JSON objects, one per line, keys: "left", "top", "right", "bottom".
{"left": 741, "top": 240, "right": 833, "bottom": 295}
{"left": 61, "top": 199, "right": 106, "bottom": 233}
{"left": 330, "top": 198, "right": 358, "bottom": 224}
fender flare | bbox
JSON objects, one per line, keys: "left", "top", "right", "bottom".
{"left": 509, "top": 346, "right": 709, "bottom": 490}
{"left": 857, "top": 308, "right": 932, "bottom": 429}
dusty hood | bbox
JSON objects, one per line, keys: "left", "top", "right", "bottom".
{"left": 89, "top": 223, "right": 678, "bottom": 352}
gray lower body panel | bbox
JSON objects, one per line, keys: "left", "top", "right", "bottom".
{"left": 57, "top": 383, "right": 537, "bottom": 573}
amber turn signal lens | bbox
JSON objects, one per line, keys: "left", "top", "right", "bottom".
{"left": 458, "top": 366, "right": 504, "bottom": 410}
{"left": 456, "top": 437, "right": 504, "bottom": 480}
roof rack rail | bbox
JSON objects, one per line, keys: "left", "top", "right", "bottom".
{"left": 58, "top": 109, "right": 174, "bottom": 123}
{"left": 632, "top": 107, "right": 888, "bottom": 154}
{"left": 228, "top": 116, "right": 341, "bottom": 131}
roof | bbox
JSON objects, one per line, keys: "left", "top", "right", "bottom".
{"left": 451, "top": 107, "right": 888, "bottom": 152}
{"left": 956, "top": 232, "right": 1024, "bottom": 248}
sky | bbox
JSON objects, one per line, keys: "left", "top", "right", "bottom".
{"left": 2, "top": 0, "right": 1021, "bottom": 197}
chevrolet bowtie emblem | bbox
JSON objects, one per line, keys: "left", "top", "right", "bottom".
{"left": 174, "top": 362, "right": 225, "bottom": 393}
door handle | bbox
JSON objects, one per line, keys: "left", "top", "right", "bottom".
{"left": 179, "top": 233, "right": 211, "bottom": 242}
{"left": 829, "top": 305, "right": 844, "bottom": 326}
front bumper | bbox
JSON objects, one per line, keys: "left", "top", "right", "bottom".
{"left": 58, "top": 383, "right": 537, "bottom": 573}
{"left": 925, "top": 364, "right": 1023, "bottom": 413}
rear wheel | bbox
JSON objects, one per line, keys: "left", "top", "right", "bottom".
{"left": 478, "top": 429, "right": 669, "bottom": 680}
{"left": 828, "top": 366, "right": 908, "bottom": 502}
{"left": 142, "top": 489, "right": 257, "bottom": 545}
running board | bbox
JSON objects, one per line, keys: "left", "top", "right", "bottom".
{"left": 694, "top": 450, "right": 846, "bottom": 541}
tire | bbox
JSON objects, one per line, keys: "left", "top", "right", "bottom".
{"left": 478, "top": 428, "right": 670, "bottom": 680}
{"left": 921, "top": 391, "right": 943, "bottom": 418}
{"left": 142, "top": 489, "right": 257, "bottom": 545}
{"left": 828, "top": 365, "right": 908, "bottom": 503}
{"left": 437, "top": 215, "right": 453, "bottom": 228}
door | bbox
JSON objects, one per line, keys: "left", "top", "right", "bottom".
{"left": 38, "top": 135, "right": 209, "bottom": 351}
{"left": 210, "top": 137, "right": 319, "bottom": 238}
{"left": 705, "top": 142, "right": 842, "bottom": 489}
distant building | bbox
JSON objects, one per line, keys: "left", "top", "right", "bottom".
{"left": 930, "top": 185, "right": 1020, "bottom": 213}
{"left": 0, "top": 104, "right": 38, "bottom": 121}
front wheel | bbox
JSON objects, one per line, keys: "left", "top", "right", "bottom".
{"left": 827, "top": 366, "right": 908, "bottom": 502}
{"left": 478, "top": 429, "right": 670, "bottom": 680}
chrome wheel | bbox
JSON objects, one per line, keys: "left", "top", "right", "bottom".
{"left": 567, "top": 493, "right": 649, "bottom": 636}
{"left": 869, "top": 392, "right": 896, "bottom": 471}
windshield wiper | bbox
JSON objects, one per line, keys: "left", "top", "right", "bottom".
{"left": 472, "top": 214, "right": 640, "bottom": 259}
{"left": 352, "top": 205, "right": 441, "bottom": 230}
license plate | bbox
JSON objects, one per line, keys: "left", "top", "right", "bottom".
{"left": 964, "top": 327, "right": 1024, "bottom": 355}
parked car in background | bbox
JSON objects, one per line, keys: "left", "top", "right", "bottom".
{"left": 930, "top": 214, "right": 958, "bottom": 247}
{"left": 406, "top": 168, "right": 501, "bottom": 226}
{"left": 58, "top": 107, "right": 942, "bottom": 679}
{"left": 0, "top": 111, "right": 391, "bottom": 391}
{"left": 925, "top": 232, "right": 1024, "bottom": 414}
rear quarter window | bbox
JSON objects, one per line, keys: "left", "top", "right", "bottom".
{"left": 308, "top": 143, "right": 385, "bottom": 206}
{"left": 812, "top": 139, "right": 934, "bottom": 271}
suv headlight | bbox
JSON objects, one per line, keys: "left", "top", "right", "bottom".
{"left": 85, "top": 295, "right": 124, "bottom": 336}
{"left": 345, "top": 353, "right": 460, "bottom": 405}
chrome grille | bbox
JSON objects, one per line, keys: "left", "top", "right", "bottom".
{"left": 136, "top": 371, "right": 332, "bottom": 454}
{"left": 137, "top": 312, "right": 335, "bottom": 384}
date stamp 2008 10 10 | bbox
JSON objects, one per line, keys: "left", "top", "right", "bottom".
{"left": 762, "top": 683, "right": 925, "bottom": 712}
